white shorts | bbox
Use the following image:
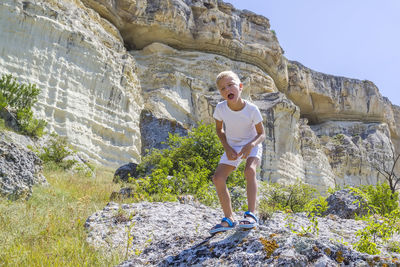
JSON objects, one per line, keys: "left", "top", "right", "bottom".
{"left": 219, "top": 144, "right": 262, "bottom": 168}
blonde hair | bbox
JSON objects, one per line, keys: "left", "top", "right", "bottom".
{"left": 215, "top": 71, "right": 241, "bottom": 86}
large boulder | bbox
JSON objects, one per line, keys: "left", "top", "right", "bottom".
{"left": 0, "top": 140, "right": 46, "bottom": 200}
{"left": 322, "top": 189, "right": 369, "bottom": 219}
{"left": 113, "top": 163, "right": 139, "bottom": 183}
{"left": 85, "top": 201, "right": 399, "bottom": 266}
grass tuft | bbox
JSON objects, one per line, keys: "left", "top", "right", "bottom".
{"left": 0, "top": 163, "right": 121, "bottom": 266}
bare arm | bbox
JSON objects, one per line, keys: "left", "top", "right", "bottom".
{"left": 215, "top": 119, "right": 238, "bottom": 160}
{"left": 238, "top": 122, "right": 266, "bottom": 159}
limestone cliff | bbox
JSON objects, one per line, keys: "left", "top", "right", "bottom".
{"left": 0, "top": 0, "right": 143, "bottom": 166}
{"left": 0, "top": 0, "right": 399, "bottom": 191}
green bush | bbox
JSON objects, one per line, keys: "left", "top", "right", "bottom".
{"left": 16, "top": 108, "right": 47, "bottom": 137}
{"left": 126, "top": 122, "right": 245, "bottom": 207}
{"left": 137, "top": 122, "right": 223, "bottom": 178}
{"left": 0, "top": 74, "right": 40, "bottom": 110}
{"left": 0, "top": 74, "right": 46, "bottom": 137}
{"left": 353, "top": 209, "right": 400, "bottom": 255}
{"left": 350, "top": 183, "right": 399, "bottom": 216}
{"left": 349, "top": 183, "right": 400, "bottom": 255}
{"left": 258, "top": 180, "right": 318, "bottom": 215}
{"left": 305, "top": 196, "right": 328, "bottom": 215}
{"left": 38, "top": 133, "right": 73, "bottom": 166}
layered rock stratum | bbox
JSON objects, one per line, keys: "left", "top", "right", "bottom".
{"left": 0, "top": 0, "right": 143, "bottom": 166}
{"left": 0, "top": 0, "right": 399, "bottom": 190}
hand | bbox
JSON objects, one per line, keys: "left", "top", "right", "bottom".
{"left": 225, "top": 146, "right": 238, "bottom": 160}
{"left": 238, "top": 143, "right": 255, "bottom": 159}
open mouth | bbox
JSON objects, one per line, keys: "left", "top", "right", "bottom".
{"left": 228, "top": 93, "right": 234, "bottom": 100}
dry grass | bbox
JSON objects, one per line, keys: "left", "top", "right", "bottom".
{"left": 0, "top": 164, "right": 122, "bottom": 266}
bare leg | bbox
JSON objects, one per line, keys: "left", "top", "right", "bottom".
{"left": 244, "top": 157, "right": 259, "bottom": 213}
{"left": 212, "top": 164, "right": 236, "bottom": 226}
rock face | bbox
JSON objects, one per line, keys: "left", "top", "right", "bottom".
{"left": 0, "top": 139, "right": 46, "bottom": 199}
{"left": 85, "top": 201, "right": 400, "bottom": 266}
{"left": 0, "top": 0, "right": 399, "bottom": 191}
{"left": 299, "top": 120, "right": 337, "bottom": 191}
{"left": 81, "top": 0, "right": 288, "bottom": 91}
{"left": 132, "top": 42, "right": 277, "bottom": 127}
{"left": 287, "top": 61, "right": 397, "bottom": 136}
{"left": 311, "top": 121, "right": 393, "bottom": 187}
{"left": 0, "top": 0, "right": 143, "bottom": 166}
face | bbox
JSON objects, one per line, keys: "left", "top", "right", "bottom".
{"left": 216, "top": 76, "right": 243, "bottom": 102}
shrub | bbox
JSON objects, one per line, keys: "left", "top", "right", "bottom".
{"left": 0, "top": 74, "right": 46, "bottom": 137}
{"left": 350, "top": 183, "right": 399, "bottom": 216}
{"left": 0, "top": 74, "right": 40, "bottom": 110}
{"left": 353, "top": 210, "right": 400, "bottom": 255}
{"left": 38, "top": 133, "right": 73, "bottom": 165}
{"left": 137, "top": 122, "right": 223, "bottom": 177}
{"left": 16, "top": 108, "right": 47, "bottom": 137}
{"left": 127, "top": 122, "right": 245, "bottom": 207}
{"left": 258, "top": 180, "right": 317, "bottom": 214}
{"left": 349, "top": 183, "right": 400, "bottom": 255}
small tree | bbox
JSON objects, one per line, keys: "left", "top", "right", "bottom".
{"left": 0, "top": 74, "right": 47, "bottom": 137}
{"left": 371, "top": 145, "right": 400, "bottom": 195}
{"left": 0, "top": 74, "right": 40, "bottom": 111}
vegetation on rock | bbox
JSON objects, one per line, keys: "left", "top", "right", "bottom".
{"left": 117, "top": 122, "right": 246, "bottom": 207}
{"left": 0, "top": 74, "right": 47, "bottom": 137}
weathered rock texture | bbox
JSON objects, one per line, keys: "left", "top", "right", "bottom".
{"left": 81, "top": 0, "right": 288, "bottom": 90}
{"left": 0, "top": 0, "right": 399, "bottom": 191}
{"left": 322, "top": 189, "right": 369, "bottom": 219}
{"left": 287, "top": 61, "right": 398, "bottom": 136}
{"left": 311, "top": 121, "right": 393, "bottom": 187}
{"left": 132, "top": 42, "right": 277, "bottom": 127}
{"left": 0, "top": 138, "right": 46, "bottom": 199}
{"left": 85, "top": 201, "right": 400, "bottom": 266}
{"left": 0, "top": 0, "right": 143, "bottom": 166}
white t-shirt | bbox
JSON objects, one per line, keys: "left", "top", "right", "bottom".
{"left": 213, "top": 100, "right": 263, "bottom": 146}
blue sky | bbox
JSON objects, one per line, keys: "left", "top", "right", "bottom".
{"left": 226, "top": 0, "right": 400, "bottom": 106}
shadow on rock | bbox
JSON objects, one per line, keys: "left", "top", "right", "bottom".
{"left": 159, "top": 229, "right": 251, "bottom": 267}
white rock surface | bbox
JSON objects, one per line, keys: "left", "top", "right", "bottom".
{"left": 85, "top": 201, "right": 400, "bottom": 266}
{"left": 81, "top": 0, "right": 288, "bottom": 90}
{"left": 0, "top": 0, "right": 143, "bottom": 166}
{"left": 311, "top": 121, "right": 393, "bottom": 187}
{"left": 132, "top": 42, "right": 277, "bottom": 127}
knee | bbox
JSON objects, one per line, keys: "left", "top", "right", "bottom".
{"left": 244, "top": 166, "right": 256, "bottom": 179}
{"left": 212, "top": 174, "right": 226, "bottom": 186}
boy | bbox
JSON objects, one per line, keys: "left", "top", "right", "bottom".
{"left": 210, "top": 71, "right": 266, "bottom": 234}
